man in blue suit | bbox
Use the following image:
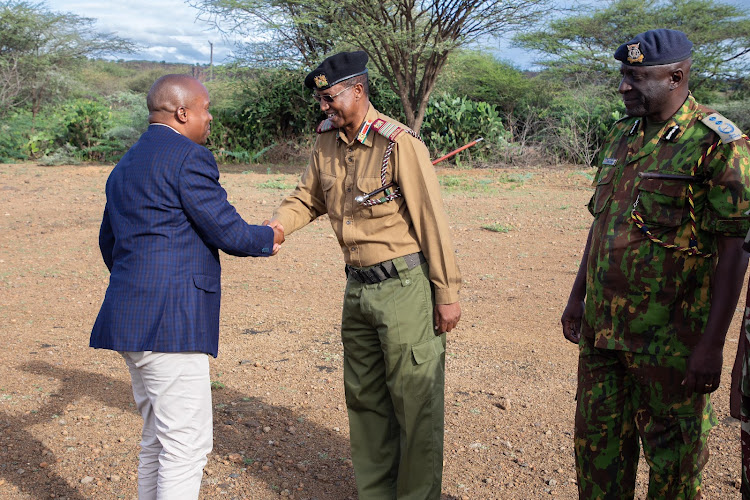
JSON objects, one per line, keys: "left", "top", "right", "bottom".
{"left": 90, "top": 74, "right": 284, "bottom": 500}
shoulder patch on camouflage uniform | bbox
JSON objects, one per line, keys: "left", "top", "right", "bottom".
{"left": 371, "top": 118, "right": 408, "bottom": 141}
{"left": 316, "top": 118, "right": 336, "bottom": 134}
{"left": 701, "top": 113, "right": 744, "bottom": 143}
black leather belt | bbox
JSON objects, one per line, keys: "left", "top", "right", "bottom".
{"left": 346, "top": 252, "right": 426, "bottom": 284}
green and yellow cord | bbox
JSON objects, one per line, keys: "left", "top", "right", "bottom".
{"left": 629, "top": 136, "right": 749, "bottom": 258}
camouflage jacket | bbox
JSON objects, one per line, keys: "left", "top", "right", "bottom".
{"left": 582, "top": 95, "right": 750, "bottom": 356}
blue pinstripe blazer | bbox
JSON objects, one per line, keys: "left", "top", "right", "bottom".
{"left": 90, "top": 124, "right": 273, "bottom": 357}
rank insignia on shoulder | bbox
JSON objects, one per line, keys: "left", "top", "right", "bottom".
{"left": 602, "top": 158, "right": 617, "bottom": 166}
{"left": 372, "top": 118, "right": 407, "bottom": 141}
{"left": 316, "top": 118, "right": 336, "bottom": 134}
{"left": 701, "top": 113, "right": 743, "bottom": 143}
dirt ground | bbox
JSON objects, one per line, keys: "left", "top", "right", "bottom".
{"left": 0, "top": 162, "right": 744, "bottom": 499}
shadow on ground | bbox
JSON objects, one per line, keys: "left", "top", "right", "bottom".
{"left": 0, "top": 361, "right": 356, "bottom": 499}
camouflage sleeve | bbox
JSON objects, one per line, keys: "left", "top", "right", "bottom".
{"left": 701, "top": 136, "right": 750, "bottom": 236}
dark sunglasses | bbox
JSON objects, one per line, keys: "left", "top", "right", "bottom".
{"left": 312, "top": 85, "right": 354, "bottom": 103}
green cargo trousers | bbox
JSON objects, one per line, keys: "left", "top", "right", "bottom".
{"left": 341, "top": 257, "right": 446, "bottom": 500}
{"left": 575, "top": 336, "right": 716, "bottom": 500}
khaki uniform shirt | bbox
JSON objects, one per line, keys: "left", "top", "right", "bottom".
{"left": 273, "top": 104, "right": 461, "bottom": 304}
{"left": 583, "top": 95, "right": 750, "bottom": 356}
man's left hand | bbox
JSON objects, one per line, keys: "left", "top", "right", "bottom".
{"left": 683, "top": 342, "right": 724, "bottom": 394}
{"left": 435, "top": 302, "right": 461, "bottom": 334}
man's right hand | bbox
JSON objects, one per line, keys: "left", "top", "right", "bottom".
{"left": 263, "top": 220, "right": 285, "bottom": 255}
{"left": 561, "top": 298, "right": 584, "bottom": 344}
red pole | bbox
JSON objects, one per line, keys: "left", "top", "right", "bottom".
{"left": 432, "top": 137, "right": 484, "bottom": 165}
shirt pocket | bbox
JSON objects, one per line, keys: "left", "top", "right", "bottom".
{"left": 588, "top": 166, "right": 617, "bottom": 216}
{"left": 636, "top": 177, "right": 688, "bottom": 227}
{"left": 320, "top": 172, "right": 342, "bottom": 220}
{"left": 357, "top": 176, "right": 400, "bottom": 219}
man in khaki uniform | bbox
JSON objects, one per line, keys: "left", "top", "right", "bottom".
{"left": 270, "top": 51, "right": 461, "bottom": 499}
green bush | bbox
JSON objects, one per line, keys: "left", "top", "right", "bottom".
{"left": 208, "top": 69, "right": 409, "bottom": 163}
{"left": 533, "top": 83, "right": 622, "bottom": 166}
{"left": 421, "top": 94, "right": 509, "bottom": 163}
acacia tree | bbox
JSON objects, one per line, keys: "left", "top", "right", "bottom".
{"left": 0, "top": 1, "right": 134, "bottom": 117}
{"left": 515, "top": 0, "right": 750, "bottom": 90}
{"left": 189, "top": 0, "right": 551, "bottom": 132}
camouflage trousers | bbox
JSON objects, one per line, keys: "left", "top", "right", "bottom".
{"left": 575, "top": 336, "right": 716, "bottom": 500}
{"left": 742, "top": 395, "right": 750, "bottom": 499}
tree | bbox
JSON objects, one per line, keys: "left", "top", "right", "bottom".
{"left": 515, "top": 0, "right": 750, "bottom": 90}
{"left": 189, "top": 0, "right": 551, "bottom": 132}
{"left": 0, "top": 1, "right": 134, "bottom": 117}
{"left": 187, "top": 0, "right": 338, "bottom": 68}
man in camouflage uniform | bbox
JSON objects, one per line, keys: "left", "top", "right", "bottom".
{"left": 561, "top": 29, "right": 750, "bottom": 499}
{"left": 269, "top": 51, "right": 461, "bottom": 499}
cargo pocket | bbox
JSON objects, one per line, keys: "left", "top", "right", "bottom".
{"left": 410, "top": 335, "right": 446, "bottom": 401}
{"left": 412, "top": 335, "right": 445, "bottom": 365}
{"left": 636, "top": 177, "right": 688, "bottom": 227}
{"left": 677, "top": 407, "right": 716, "bottom": 481}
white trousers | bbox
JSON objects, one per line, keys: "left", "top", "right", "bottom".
{"left": 121, "top": 351, "right": 213, "bottom": 500}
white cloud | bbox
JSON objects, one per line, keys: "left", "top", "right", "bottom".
{"left": 45, "top": 0, "right": 235, "bottom": 64}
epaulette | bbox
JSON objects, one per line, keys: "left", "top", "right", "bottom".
{"left": 371, "top": 118, "right": 409, "bottom": 141}
{"left": 701, "top": 112, "right": 744, "bottom": 143}
{"left": 316, "top": 118, "right": 336, "bottom": 134}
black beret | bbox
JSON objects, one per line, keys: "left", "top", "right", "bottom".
{"left": 614, "top": 29, "right": 693, "bottom": 66}
{"left": 305, "top": 51, "right": 368, "bottom": 90}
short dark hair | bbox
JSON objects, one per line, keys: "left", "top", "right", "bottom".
{"left": 350, "top": 74, "right": 369, "bottom": 97}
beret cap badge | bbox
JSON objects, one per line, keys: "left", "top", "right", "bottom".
{"left": 305, "top": 50, "right": 369, "bottom": 90}
{"left": 627, "top": 43, "right": 644, "bottom": 64}
{"left": 313, "top": 74, "right": 329, "bottom": 89}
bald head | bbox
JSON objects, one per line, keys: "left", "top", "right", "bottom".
{"left": 147, "top": 74, "right": 213, "bottom": 144}
{"left": 147, "top": 74, "right": 203, "bottom": 120}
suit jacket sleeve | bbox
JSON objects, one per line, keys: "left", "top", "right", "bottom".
{"left": 98, "top": 204, "right": 114, "bottom": 271}
{"left": 179, "top": 146, "right": 274, "bottom": 257}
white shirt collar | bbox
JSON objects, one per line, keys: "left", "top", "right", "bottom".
{"left": 150, "top": 123, "right": 181, "bottom": 135}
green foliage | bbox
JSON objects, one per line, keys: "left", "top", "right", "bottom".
{"left": 0, "top": 112, "right": 49, "bottom": 161}
{"left": 38, "top": 144, "right": 81, "bottom": 166}
{"left": 708, "top": 99, "right": 750, "bottom": 133}
{"left": 208, "top": 69, "right": 319, "bottom": 161}
{"left": 534, "top": 82, "right": 622, "bottom": 166}
{"left": 62, "top": 99, "right": 111, "bottom": 149}
{"left": 435, "top": 51, "right": 545, "bottom": 113}
{"left": 481, "top": 223, "right": 512, "bottom": 233}
{"left": 190, "top": 0, "right": 552, "bottom": 131}
{"left": 257, "top": 177, "right": 297, "bottom": 190}
{"left": 0, "top": 0, "right": 134, "bottom": 116}
{"left": 421, "top": 94, "right": 509, "bottom": 163}
{"left": 0, "top": 91, "right": 147, "bottom": 164}
{"left": 515, "top": 0, "right": 750, "bottom": 90}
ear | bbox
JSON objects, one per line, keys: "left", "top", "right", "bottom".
{"left": 353, "top": 82, "right": 364, "bottom": 100}
{"left": 176, "top": 105, "right": 188, "bottom": 124}
{"left": 670, "top": 69, "right": 685, "bottom": 90}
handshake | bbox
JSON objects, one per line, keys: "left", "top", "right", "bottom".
{"left": 262, "top": 219, "right": 285, "bottom": 256}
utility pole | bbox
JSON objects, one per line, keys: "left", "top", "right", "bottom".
{"left": 209, "top": 41, "right": 214, "bottom": 81}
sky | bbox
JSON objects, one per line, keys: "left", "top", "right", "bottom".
{"left": 46, "top": 0, "right": 236, "bottom": 65}
{"left": 44, "top": 0, "right": 543, "bottom": 68}
{"left": 44, "top": 0, "right": 750, "bottom": 69}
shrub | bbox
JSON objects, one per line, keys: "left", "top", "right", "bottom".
{"left": 421, "top": 94, "right": 509, "bottom": 163}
